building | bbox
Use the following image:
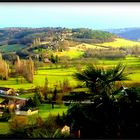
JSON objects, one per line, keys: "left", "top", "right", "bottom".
{"left": 0, "top": 87, "right": 17, "bottom": 96}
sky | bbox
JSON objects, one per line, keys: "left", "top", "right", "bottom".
{"left": 0, "top": 2, "right": 140, "bottom": 29}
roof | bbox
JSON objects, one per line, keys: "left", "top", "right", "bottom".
{"left": 0, "top": 94, "right": 28, "bottom": 101}
{"left": 0, "top": 99, "right": 9, "bottom": 104}
{"left": 44, "top": 58, "right": 51, "bottom": 63}
{"left": 0, "top": 87, "right": 13, "bottom": 91}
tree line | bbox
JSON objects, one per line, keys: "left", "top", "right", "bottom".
{"left": 0, "top": 53, "right": 34, "bottom": 83}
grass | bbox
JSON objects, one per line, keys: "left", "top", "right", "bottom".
{"left": 73, "top": 43, "right": 108, "bottom": 50}
{"left": 38, "top": 103, "right": 68, "bottom": 119}
{"left": 55, "top": 50, "right": 84, "bottom": 59}
{"left": 19, "top": 93, "right": 34, "bottom": 98}
{"left": 0, "top": 44, "right": 26, "bottom": 52}
{"left": 96, "top": 38, "right": 140, "bottom": 48}
{"left": 0, "top": 67, "right": 78, "bottom": 90}
{"left": 0, "top": 56, "right": 140, "bottom": 90}
{"left": 0, "top": 122, "right": 10, "bottom": 134}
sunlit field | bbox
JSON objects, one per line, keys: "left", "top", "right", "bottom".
{"left": 55, "top": 50, "right": 84, "bottom": 59}
{"left": 0, "top": 56, "right": 140, "bottom": 91}
{"left": 96, "top": 38, "right": 140, "bottom": 48}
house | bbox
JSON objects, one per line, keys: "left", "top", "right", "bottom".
{"left": 0, "top": 94, "right": 28, "bottom": 113}
{"left": 61, "top": 125, "right": 70, "bottom": 135}
{"left": 44, "top": 58, "right": 51, "bottom": 63}
{"left": 15, "top": 108, "right": 39, "bottom": 116}
{"left": 0, "top": 87, "right": 17, "bottom": 96}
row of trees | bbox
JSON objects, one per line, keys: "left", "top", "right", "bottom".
{"left": 0, "top": 53, "right": 34, "bottom": 83}
{"left": 83, "top": 48, "right": 126, "bottom": 59}
{"left": 15, "top": 56, "right": 34, "bottom": 83}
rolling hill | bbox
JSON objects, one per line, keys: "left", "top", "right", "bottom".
{"left": 1, "top": 27, "right": 140, "bottom": 61}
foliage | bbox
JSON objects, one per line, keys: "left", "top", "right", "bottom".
{"left": 0, "top": 108, "right": 11, "bottom": 122}
{"left": 74, "top": 63, "right": 128, "bottom": 96}
{"left": 9, "top": 116, "right": 28, "bottom": 132}
{"left": 71, "top": 29, "right": 115, "bottom": 43}
{"left": 15, "top": 56, "right": 34, "bottom": 83}
{"left": 0, "top": 54, "right": 9, "bottom": 80}
{"left": 9, "top": 113, "right": 67, "bottom": 138}
{"left": 63, "top": 64, "right": 140, "bottom": 138}
{"left": 32, "top": 90, "right": 42, "bottom": 107}
{"left": 64, "top": 87, "right": 140, "bottom": 138}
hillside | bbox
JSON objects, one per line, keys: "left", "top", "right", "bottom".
{"left": 0, "top": 27, "right": 115, "bottom": 47}
{"left": 0, "top": 27, "right": 116, "bottom": 60}
{"left": 1, "top": 27, "right": 140, "bottom": 62}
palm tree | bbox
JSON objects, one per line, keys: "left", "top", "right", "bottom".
{"left": 74, "top": 63, "right": 128, "bottom": 97}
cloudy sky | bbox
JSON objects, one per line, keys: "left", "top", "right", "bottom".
{"left": 0, "top": 2, "right": 140, "bottom": 29}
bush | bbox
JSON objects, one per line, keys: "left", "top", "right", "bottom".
{"left": 0, "top": 108, "right": 11, "bottom": 122}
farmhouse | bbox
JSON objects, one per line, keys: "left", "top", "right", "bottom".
{"left": 0, "top": 87, "right": 17, "bottom": 96}
{"left": 15, "top": 108, "right": 39, "bottom": 116}
{"left": 0, "top": 91, "right": 28, "bottom": 114}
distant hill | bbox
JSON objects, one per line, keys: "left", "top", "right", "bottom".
{"left": 104, "top": 27, "right": 140, "bottom": 41}
{"left": 0, "top": 27, "right": 116, "bottom": 53}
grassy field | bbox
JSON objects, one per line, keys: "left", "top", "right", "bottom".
{"left": 0, "top": 122, "right": 10, "bottom": 134}
{"left": 96, "top": 38, "right": 140, "bottom": 48}
{"left": 55, "top": 50, "right": 84, "bottom": 59}
{"left": 0, "top": 66, "right": 78, "bottom": 90}
{"left": 0, "top": 44, "right": 26, "bottom": 52}
{"left": 38, "top": 103, "right": 68, "bottom": 119}
{"left": 0, "top": 56, "right": 140, "bottom": 90}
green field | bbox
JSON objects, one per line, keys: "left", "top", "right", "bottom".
{"left": 0, "top": 56, "right": 140, "bottom": 90}
{"left": 55, "top": 50, "right": 84, "bottom": 59}
{"left": 0, "top": 67, "right": 78, "bottom": 90}
{"left": 96, "top": 38, "right": 140, "bottom": 48}
{"left": 0, "top": 44, "right": 26, "bottom": 52}
{"left": 0, "top": 122, "right": 10, "bottom": 134}
{"left": 38, "top": 103, "right": 67, "bottom": 119}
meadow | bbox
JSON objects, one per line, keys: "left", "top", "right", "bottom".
{"left": 0, "top": 56, "right": 140, "bottom": 91}
{"left": 0, "top": 44, "right": 26, "bottom": 52}
{"left": 96, "top": 38, "right": 140, "bottom": 48}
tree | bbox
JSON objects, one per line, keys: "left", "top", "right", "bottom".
{"left": 51, "top": 86, "right": 58, "bottom": 109}
{"left": 15, "top": 55, "right": 22, "bottom": 77}
{"left": 33, "top": 92, "right": 41, "bottom": 107}
{"left": 73, "top": 63, "right": 128, "bottom": 97}
{"left": 22, "top": 57, "right": 34, "bottom": 83}
{"left": 64, "top": 63, "right": 137, "bottom": 139}
{"left": 41, "top": 77, "right": 49, "bottom": 100}
{"left": 27, "top": 57, "right": 34, "bottom": 83}
{"left": 0, "top": 54, "right": 9, "bottom": 80}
